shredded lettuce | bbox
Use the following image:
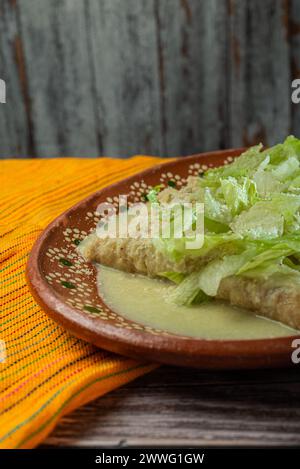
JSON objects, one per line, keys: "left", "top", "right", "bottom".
{"left": 271, "top": 156, "right": 299, "bottom": 181}
{"left": 154, "top": 232, "right": 242, "bottom": 263}
{"left": 146, "top": 185, "right": 164, "bottom": 203}
{"left": 169, "top": 251, "right": 254, "bottom": 304}
{"left": 237, "top": 243, "right": 299, "bottom": 274}
{"left": 220, "top": 177, "right": 257, "bottom": 216}
{"left": 196, "top": 252, "right": 253, "bottom": 296}
{"left": 230, "top": 201, "right": 285, "bottom": 239}
{"left": 205, "top": 144, "right": 264, "bottom": 179}
{"left": 204, "top": 188, "right": 232, "bottom": 225}
{"left": 159, "top": 271, "right": 186, "bottom": 284}
{"left": 168, "top": 272, "right": 209, "bottom": 306}
{"left": 253, "top": 159, "right": 284, "bottom": 196}
{"left": 241, "top": 260, "right": 300, "bottom": 283}
{"left": 147, "top": 136, "right": 300, "bottom": 305}
{"left": 231, "top": 192, "right": 300, "bottom": 240}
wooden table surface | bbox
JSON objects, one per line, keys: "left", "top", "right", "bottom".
{"left": 43, "top": 365, "right": 300, "bottom": 447}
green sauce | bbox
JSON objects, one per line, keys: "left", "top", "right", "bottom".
{"left": 97, "top": 266, "right": 299, "bottom": 340}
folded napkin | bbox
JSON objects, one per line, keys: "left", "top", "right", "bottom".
{"left": 0, "top": 156, "right": 164, "bottom": 449}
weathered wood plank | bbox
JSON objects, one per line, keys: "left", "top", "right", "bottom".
{"left": 198, "top": 0, "right": 229, "bottom": 152}
{"left": 43, "top": 366, "right": 300, "bottom": 447}
{"left": 87, "top": 0, "right": 162, "bottom": 157}
{"left": 0, "top": 0, "right": 295, "bottom": 159}
{"left": 227, "top": 0, "right": 247, "bottom": 148}
{"left": 158, "top": 0, "right": 229, "bottom": 156}
{"left": 229, "top": 0, "right": 290, "bottom": 147}
{"left": 0, "top": 1, "right": 31, "bottom": 158}
{"left": 18, "top": 0, "right": 99, "bottom": 158}
{"left": 156, "top": 0, "right": 203, "bottom": 156}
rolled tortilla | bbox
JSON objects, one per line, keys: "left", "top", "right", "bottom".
{"left": 218, "top": 276, "right": 300, "bottom": 330}
{"left": 79, "top": 232, "right": 300, "bottom": 330}
{"left": 78, "top": 232, "right": 200, "bottom": 277}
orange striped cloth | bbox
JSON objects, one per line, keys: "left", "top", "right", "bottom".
{"left": 0, "top": 157, "right": 164, "bottom": 449}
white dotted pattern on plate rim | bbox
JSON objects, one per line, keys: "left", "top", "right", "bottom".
{"left": 43, "top": 157, "right": 235, "bottom": 336}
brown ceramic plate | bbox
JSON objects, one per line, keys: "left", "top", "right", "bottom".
{"left": 26, "top": 148, "right": 300, "bottom": 369}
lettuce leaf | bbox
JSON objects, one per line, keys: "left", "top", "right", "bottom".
{"left": 153, "top": 231, "right": 242, "bottom": 262}
{"left": 220, "top": 176, "right": 257, "bottom": 216}
{"left": 241, "top": 259, "right": 300, "bottom": 282}
{"left": 196, "top": 253, "right": 254, "bottom": 296}
{"left": 170, "top": 251, "right": 254, "bottom": 304}
{"left": 158, "top": 271, "right": 186, "bottom": 284}
{"left": 205, "top": 144, "right": 264, "bottom": 179}
{"left": 237, "top": 243, "right": 297, "bottom": 274}
{"left": 204, "top": 188, "right": 232, "bottom": 225}
{"left": 146, "top": 135, "right": 300, "bottom": 305}
{"left": 230, "top": 194, "right": 300, "bottom": 240}
{"left": 271, "top": 156, "right": 299, "bottom": 181}
{"left": 168, "top": 272, "right": 209, "bottom": 306}
{"left": 230, "top": 202, "right": 284, "bottom": 239}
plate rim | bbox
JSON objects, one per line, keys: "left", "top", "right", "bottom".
{"left": 26, "top": 148, "right": 300, "bottom": 369}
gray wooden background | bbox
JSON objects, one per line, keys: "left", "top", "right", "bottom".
{"left": 0, "top": 0, "right": 299, "bottom": 159}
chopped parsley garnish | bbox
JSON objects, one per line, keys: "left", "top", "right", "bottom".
{"left": 84, "top": 305, "right": 100, "bottom": 314}
{"left": 59, "top": 258, "right": 73, "bottom": 266}
{"left": 61, "top": 280, "right": 76, "bottom": 289}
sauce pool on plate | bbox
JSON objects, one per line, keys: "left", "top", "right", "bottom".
{"left": 97, "top": 265, "right": 298, "bottom": 340}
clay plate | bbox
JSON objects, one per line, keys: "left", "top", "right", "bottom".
{"left": 26, "top": 148, "right": 300, "bottom": 369}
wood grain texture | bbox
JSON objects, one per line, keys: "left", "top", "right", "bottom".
{"left": 42, "top": 366, "right": 300, "bottom": 447}
{"left": 199, "top": 0, "right": 229, "bottom": 151}
{"left": 156, "top": 0, "right": 204, "bottom": 156}
{"left": 228, "top": 0, "right": 291, "bottom": 147}
{"left": 18, "top": 0, "right": 99, "bottom": 157}
{"left": 0, "top": 0, "right": 299, "bottom": 158}
{"left": 247, "top": 0, "right": 290, "bottom": 146}
{"left": 157, "top": 0, "right": 228, "bottom": 155}
{"left": 227, "top": 0, "right": 247, "bottom": 148}
{"left": 0, "top": 1, "right": 31, "bottom": 158}
{"left": 87, "top": 0, "right": 162, "bottom": 157}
